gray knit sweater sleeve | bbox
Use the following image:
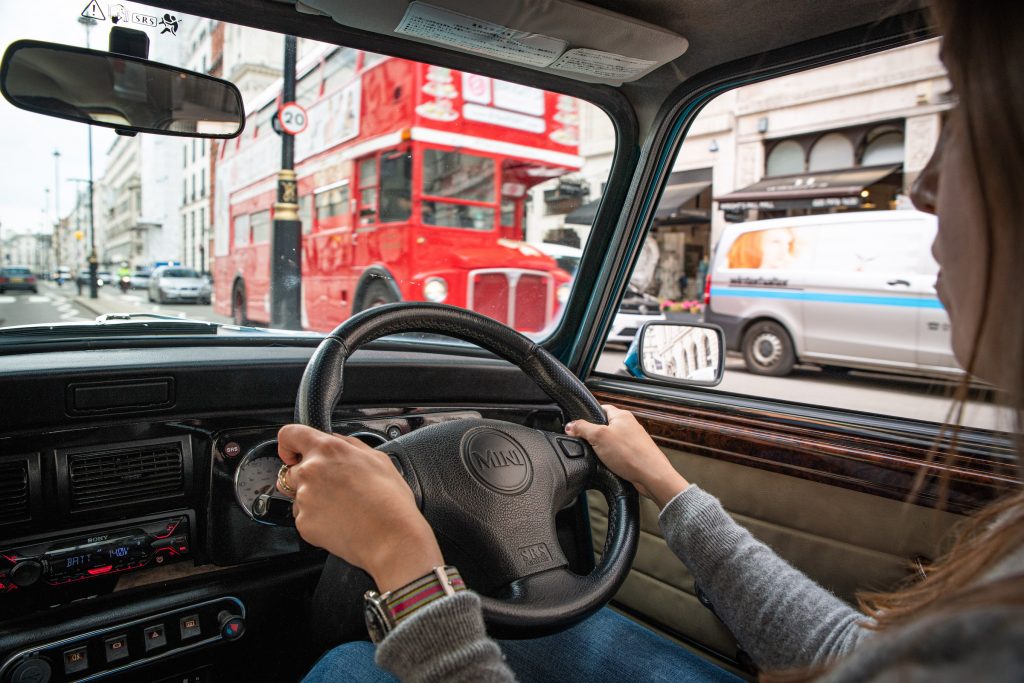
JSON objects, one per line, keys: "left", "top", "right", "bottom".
{"left": 659, "top": 484, "right": 873, "bottom": 670}
{"left": 375, "top": 591, "right": 516, "bottom": 682}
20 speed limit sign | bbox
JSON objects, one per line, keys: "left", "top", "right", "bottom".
{"left": 277, "top": 102, "right": 308, "bottom": 135}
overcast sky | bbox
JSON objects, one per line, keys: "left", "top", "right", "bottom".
{"left": 0, "top": 0, "right": 198, "bottom": 237}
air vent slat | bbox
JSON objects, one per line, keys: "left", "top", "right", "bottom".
{"left": 68, "top": 442, "right": 185, "bottom": 511}
{"left": 0, "top": 460, "right": 30, "bottom": 523}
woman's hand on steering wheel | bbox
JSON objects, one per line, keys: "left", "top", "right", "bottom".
{"left": 277, "top": 424, "right": 444, "bottom": 593}
{"left": 566, "top": 405, "right": 689, "bottom": 509}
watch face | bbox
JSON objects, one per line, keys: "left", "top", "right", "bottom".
{"left": 365, "top": 599, "right": 391, "bottom": 643}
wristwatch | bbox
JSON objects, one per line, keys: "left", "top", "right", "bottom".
{"left": 364, "top": 565, "right": 465, "bottom": 643}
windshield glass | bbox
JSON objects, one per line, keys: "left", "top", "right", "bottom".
{"left": 0, "top": 2, "right": 615, "bottom": 339}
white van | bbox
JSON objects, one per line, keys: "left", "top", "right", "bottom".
{"left": 704, "top": 210, "right": 960, "bottom": 378}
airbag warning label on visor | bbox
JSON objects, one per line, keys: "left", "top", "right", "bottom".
{"left": 550, "top": 48, "right": 657, "bottom": 81}
{"left": 395, "top": 2, "right": 567, "bottom": 68}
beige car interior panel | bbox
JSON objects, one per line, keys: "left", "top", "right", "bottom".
{"left": 295, "top": 0, "right": 688, "bottom": 85}
{"left": 588, "top": 448, "right": 963, "bottom": 661}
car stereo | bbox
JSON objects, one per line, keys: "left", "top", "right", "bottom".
{"left": 0, "top": 513, "right": 192, "bottom": 593}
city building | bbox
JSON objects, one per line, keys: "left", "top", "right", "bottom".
{"left": 1, "top": 231, "right": 51, "bottom": 273}
{"left": 540, "top": 39, "right": 950, "bottom": 300}
{"left": 99, "top": 134, "right": 182, "bottom": 268}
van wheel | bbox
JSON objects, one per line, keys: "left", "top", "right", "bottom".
{"left": 232, "top": 284, "right": 248, "bottom": 326}
{"left": 358, "top": 281, "right": 397, "bottom": 311}
{"left": 742, "top": 321, "right": 795, "bottom": 376}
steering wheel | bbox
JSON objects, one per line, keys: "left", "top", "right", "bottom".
{"left": 296, "top": 302, "right": 639, "bottom": 637}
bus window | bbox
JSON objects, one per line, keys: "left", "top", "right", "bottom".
{"left": 358, "top": 157, "right": 378, "bottom": 224}
{"left": 422, "top": 150, "right": 494, "bottom": 202}
{"left": 422, "top": 203, "right": 495, "bottom": 230}
{"left": 315, "top": 183, "right": 351, "bottom": 227}
{"left": 234, "top": 214, "right": 250, "bottom": 247}
{"left": 251, "top": 210, "right": 271, "bottom": 243}
{"left": 299, "top": 194, "right": 313, "bottom": 235}
{"left": 422, "top": 149, "right": 496, "bottom": 230}
{"left": 379, "top": 151, "right": 412, "bottom": 223}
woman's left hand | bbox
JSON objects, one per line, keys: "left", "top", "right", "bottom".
{"left": 277, "top": 424, "right": 444, "bottom": 592}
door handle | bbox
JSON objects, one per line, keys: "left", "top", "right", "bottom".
{"left": 887, "top": 279, "right": 910, "bottom": 286}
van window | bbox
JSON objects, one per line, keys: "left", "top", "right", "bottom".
{"left": 595, "top": 39, "right": 1006, "bottom": 431}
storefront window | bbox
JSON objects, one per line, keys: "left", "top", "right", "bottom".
{"left": 808, "top": 133, "right": 855, "bottom": 172}
{"left": 766, "top": 140, "right": 804, "bottom": 176}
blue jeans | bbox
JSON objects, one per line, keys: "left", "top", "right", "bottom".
{"left": 303, "top": 607, "right": 743, "bottom": 682}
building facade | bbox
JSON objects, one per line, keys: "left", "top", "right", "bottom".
{"left": 540, "top": 39, "right": 950, "bottom": 300}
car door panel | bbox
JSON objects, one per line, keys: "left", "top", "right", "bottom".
{"left": 585, "top": 386, "right": 1008, "bottom": 669}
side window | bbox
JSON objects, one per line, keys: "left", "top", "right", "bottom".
{"left": 315, "top": 184, "right": 351, "bottom": 225}
{"left": 595, "top": 39, "right": 999, "bottom": 430}
{"left": 358, "top": 157, "right": 378, "bottom": 225}
{"left": 233, "top": 214, "right": 250, "bottom": 247}
{"left": 379, "top": 151, "right": 412, "bottom": 223}
{"left": 250, "top": 210, "right": 271, "bottom": 243}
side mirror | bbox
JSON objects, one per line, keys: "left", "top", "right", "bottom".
{"left": 0, "top": 40, "right": 244, "bottom": 138}
{"left": 631, "top": 321, "right": 725, "bottom": 386}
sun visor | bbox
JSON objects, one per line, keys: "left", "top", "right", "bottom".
{"left": 295, "top": 0, "right": 688, "bottom": 85}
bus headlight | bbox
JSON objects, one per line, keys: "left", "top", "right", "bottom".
{"left": 423, "top": 277, "right": 448, "bottom": 303}
{"left": 557, "top": 282, "right": 571, "bottom": 304}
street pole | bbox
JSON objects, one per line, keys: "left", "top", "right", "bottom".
{"left": 79, "top": 14, "right": 99, "bottom": 299}
{"left": 53, "top": 149, "right": 62, "bottom": 272}
{"left": 87, "top": 127, "right": 98, "bottom": 299}
{"left": 270, "top": 35, "right": 301, "bottom": 330}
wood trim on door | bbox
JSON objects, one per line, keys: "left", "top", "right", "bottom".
{"left": 593, "top": 390, "right": 1019, "bottom": 514}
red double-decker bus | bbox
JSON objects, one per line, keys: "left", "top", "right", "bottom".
{"left": 212, "top": 47, "right": 583, "bottom": 333}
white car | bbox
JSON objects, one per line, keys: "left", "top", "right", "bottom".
{"left": 148, "top": 267, "right": 212, "bottom": 305}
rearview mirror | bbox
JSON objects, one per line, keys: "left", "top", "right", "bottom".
{"left": 633, "top": 321, "right": 725, "bottom": 386}
{"left": 0, "top": 40, "right": 244, "bottom": 138}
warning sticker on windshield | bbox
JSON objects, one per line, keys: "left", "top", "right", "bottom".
{"left": 395, "top": 2, "right": 567, "bottom": 69}
{"left": 551, "top": 48, "right": 658, "bottom": 81}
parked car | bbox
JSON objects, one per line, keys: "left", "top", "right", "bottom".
{"left": 705, "top": 210, "right": 956, "bottom": 377}
{"left": 533, "top": 243, "right": 664, "bottom": 344}
{"left": 0, "top": 266, "right": 38, "bottom": 293}
{"left": 148, "top": 267, "right": 212, "bottom": 304}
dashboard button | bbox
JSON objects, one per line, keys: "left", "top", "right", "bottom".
{"left": 557, "top": 438, "right": 586, "bottom": 458}
{"left": 104, "top": 634, "right": 129, "bottom": 663}
{"left": 144, "top": 623, "right": 167, "bottom": 652}
{"left": 63, "top": 647, "right": 88, "bottom": 675}
{"left": 179, "top": 614, "right": 202, "bottom": 640}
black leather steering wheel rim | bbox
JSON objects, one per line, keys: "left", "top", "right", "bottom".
{"left": 296, "top": 302, "right": 639, "bottom": 635}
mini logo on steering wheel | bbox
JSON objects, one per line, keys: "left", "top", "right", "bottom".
{"left": 462, "top": 429, "right": 532, "bottom": 495}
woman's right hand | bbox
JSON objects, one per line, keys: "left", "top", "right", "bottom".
{"left": 565, "top": 404, "right": 689, "bottom": 509}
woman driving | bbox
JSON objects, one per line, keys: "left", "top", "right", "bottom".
{"left": 281, "top": 2, "right": 1024, "bottom": 680}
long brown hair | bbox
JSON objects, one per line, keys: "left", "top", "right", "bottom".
{"left": 765, "top": 2, "right": 1024, "bottom": 679}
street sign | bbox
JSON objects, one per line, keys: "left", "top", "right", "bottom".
{"left": 277, "top": 102, "right": 308, "bottom": 136}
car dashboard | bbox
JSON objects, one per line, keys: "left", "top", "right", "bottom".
{"left": 0, "top": 342, "right": 571, "bottom": 682}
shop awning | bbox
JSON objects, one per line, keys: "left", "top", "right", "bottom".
{"left": 565, "top": 178, "right": 711, "bottom": 225}
{"left": 715, "top": 164, "right": 900, "bottom": 210}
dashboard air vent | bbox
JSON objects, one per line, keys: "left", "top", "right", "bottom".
{"left": 0, "top": 460, "right": 30, "bottom": 524}
{"left": 69, "top": 442, "right": 184, "bottom": 511}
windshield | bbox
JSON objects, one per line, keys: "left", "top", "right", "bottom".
{"left": 161, "top": 269, "right": 201, "bottom": 278}
{"left": 0, "top": 2, "right": 615, "bottom": 339}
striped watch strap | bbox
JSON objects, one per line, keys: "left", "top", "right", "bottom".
{"left": 385, "top": 565, "right": 466, "bottom": 624}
